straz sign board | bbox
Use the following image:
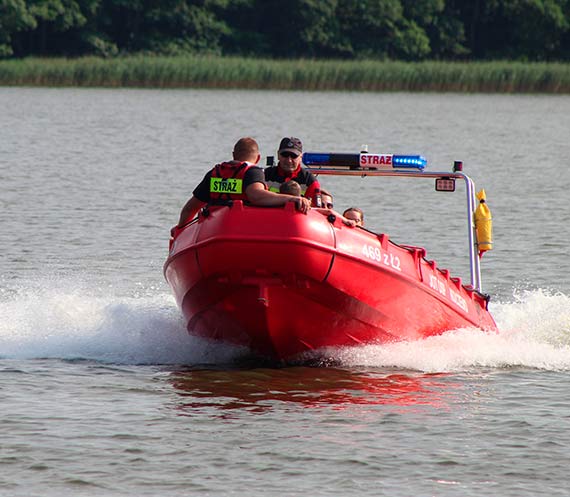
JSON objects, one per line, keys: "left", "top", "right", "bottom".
{"left": 359, "top": 154, "right": 394, "bottom": 168}
{"left": 210, "top": 177, "right": 243, "bottom": 193}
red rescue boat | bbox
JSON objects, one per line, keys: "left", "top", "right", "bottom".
{"left": 164, "top": 151, "right": 497, "bottom": 362}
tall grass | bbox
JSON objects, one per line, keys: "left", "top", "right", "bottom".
{"left": 1, "top": 55, "right": 570, "bottom": 92}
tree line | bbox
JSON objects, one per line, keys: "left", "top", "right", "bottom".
{"left": 2, "top": 0, "right": 570, "bottom": 61}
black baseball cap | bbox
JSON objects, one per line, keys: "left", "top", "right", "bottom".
{"left": 278, "top": 137, "right": 302, "bottom": 155}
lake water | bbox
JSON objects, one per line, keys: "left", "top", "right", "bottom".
{"left": 1, "top": 88, "right": 570, "bottom": 496}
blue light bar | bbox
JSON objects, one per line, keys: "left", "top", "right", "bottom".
{"left": 303, "top": 153, "right": 359, "bottom": 167}
{"left": 302, "top": 152, "right": 427, "bottom": 170}
{"left": 392, "top": 155, "right": 427, "bottom": 169}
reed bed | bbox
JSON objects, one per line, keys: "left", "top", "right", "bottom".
{"left": 1, "top": 56, "right": 570, "bottom": 93}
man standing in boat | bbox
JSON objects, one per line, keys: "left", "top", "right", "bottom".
{"left": 265, "top": 137, "right": 322, "bottom": 206}
{"left": 172, "top": 137, "right": 311, "bottom": 232}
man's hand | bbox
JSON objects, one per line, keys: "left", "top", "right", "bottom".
{"left": 292, "top": 196, "right": 311, "bottom": 214}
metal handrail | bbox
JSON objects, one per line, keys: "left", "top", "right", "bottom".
{"left": 304, "top": 166, "right": 483, "bottom": 292}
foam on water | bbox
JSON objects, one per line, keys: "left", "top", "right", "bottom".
{"left": 338, "top": 289, "right": 570, "bottom": 372}
{"left": 1, "top": 278, "right": 569, "bottom": 371}
{"left": 0, "top": 277, "right": 243, "bottom": 365}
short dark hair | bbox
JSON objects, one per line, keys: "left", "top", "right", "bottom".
{"left": 279, "top": 180, "right": 301, "bottom": 196}
{"left": 343, "top": 207, "right": 364, "bottom": 222}
{"left": 233, "top": 137, "right": 259, "bottom": 161}
{"left": 320, "top": 188, "right": 332, "bottom": 199}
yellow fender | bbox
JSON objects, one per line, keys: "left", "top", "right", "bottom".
{"left": 474, "top": 189, "right": 493, "bottom": 257}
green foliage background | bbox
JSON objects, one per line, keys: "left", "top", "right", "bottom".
{"left": 2, "top": 0, "right": 570, "bottom": 61}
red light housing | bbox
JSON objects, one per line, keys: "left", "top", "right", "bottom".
{"left": 435, "top": 178, "right": 456, "bottom": 192}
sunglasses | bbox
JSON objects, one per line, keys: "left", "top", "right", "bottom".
{"left": 280, "top": 151, "right": 299, "bottom": 159}
{"left": 324, "top": 202, "right": 334, "bottom": 209}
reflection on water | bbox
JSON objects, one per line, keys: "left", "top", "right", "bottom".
{"left": 168, "top": 367, "right": 461, "bottom": 415}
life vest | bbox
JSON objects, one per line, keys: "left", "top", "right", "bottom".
{"left": 474, "top": 189, "right": 493, "bottom": 257}
{"left": 264, "top": 166, "right": 320, "bottom": 203}
{"left": 209, "top": 161, "right": 255, "bottom": 202}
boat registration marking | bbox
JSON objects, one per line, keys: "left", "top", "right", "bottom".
{"left": 429, "top": 274, "right": 468, "bottom": 311}
{"left": 429, "top": 275, "right": 447, "bottom": 296}
{"left": 449, "top": 288, "right": 468, "bottom": 312}
{"left": 361, "top": 244, "right": 401, "bottom": 271}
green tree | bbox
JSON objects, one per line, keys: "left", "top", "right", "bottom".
{"left": 335, "top": 0, "right": 400, "bottom": 58}
{"left": 256, "top": 0, "right": 345, "bottom": 58}
{"left": 146, "top": 0, "right": 230, "bottom": 54}
{"left": 392, "top": 19, "right": 431, "bottom": 60}
{"left": 0, "top": 0, "right": 35, "bottom": 56}
{"left": 98, "top": 0, "right": 230, "bottom": 55}
{"left": 2, "top": 0, "right": 570, "bottom": 60}
{"left": 336, "top": 0, "right": 434, "bottom": 60}
{"left": 217, "top": 0, "right": 270, "bottom": 56}
{"left": 8, "top": 0, "right": 102, "bottom": 56}
{"left": 460, "top": 0, "right": 570, "bottom": 60}
{"left": 502, "top": 0, "right": 569, "bottom": 60}
{"left": 402, "top": 0, "right": 469, "bottom": 59}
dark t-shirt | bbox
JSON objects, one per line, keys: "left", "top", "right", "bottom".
{"left": 264, "top": 166, "right": 318, "bottom": 187}
{"left": 193, "top": 165, "right": 266, "bottom": 202}
{"left": 264, "top": 165, "right": 320, "bottom": 200}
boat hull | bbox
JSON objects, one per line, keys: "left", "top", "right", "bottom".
{"left": 164, "top": 202, "right": 497, "bottom": 361}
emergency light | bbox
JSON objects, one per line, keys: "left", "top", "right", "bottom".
{"left": 303, "top": 153, "right": 427, "bottom": 170}
{"left": 303, "top": 153, "right": 359, "bottom": 167}
{"left": 435, "top": 177, "right": 456, "bottom": 192}
{"left": 392, "top": 155, "right": 427, "bottom": 169}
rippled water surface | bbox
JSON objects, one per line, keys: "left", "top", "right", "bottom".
{"left": 1, "top": 88, "right": 570, "bottom": 496}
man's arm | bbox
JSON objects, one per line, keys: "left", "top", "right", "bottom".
{"left": 246, "top": 183, "right": 311, "bottom": 213}
{"left": 304, "top": 178, "right": 321, "bottom": 201}
{"left": 177, "top": 196, "right": 206, "bottom": 226}
{"left": 315, "top": 207, "right": 357, "bottom": 227}
{"left": 175, "top": 171, "right": 211, "bottom": 228}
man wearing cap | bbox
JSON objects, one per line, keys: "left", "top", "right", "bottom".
{"left": 265, "top": 137, "right": 321, "bottom": 206}
{"left": 172, "top": 137, "right": 311, "bottom": 234}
